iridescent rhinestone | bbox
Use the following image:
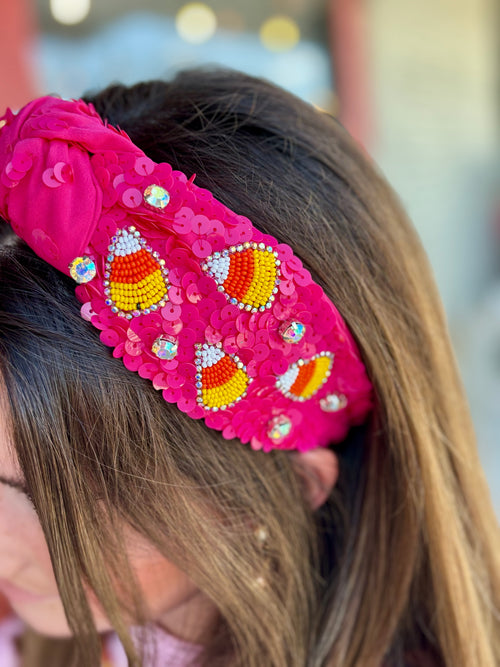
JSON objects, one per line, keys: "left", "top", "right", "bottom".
{"left": 143, "top": 184, "right": 170, "bottom": 209}
{"left": 151, "top": 335, "right": 178, "bottom": 360}
{"left": 267, "top": 415, "right": 292, "bottom": 443}
{"left": 279, "top": 320, "right": 306, "bottom": 344}
{"left": 68, "top": 256, "right": 96, "bottom": 284}
{"left": 320, "top": 393, "right": 348, "bottom": 412}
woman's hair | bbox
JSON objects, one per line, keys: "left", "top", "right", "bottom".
{"left": 0, "top": 69, "right": 498, "bottom": 667}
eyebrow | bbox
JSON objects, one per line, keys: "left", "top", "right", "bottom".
{"left": 0, "top": 475, "right": 29, "bottom": 495}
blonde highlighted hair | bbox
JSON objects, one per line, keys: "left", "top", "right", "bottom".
{"left": 0, "top": 69, "right": 498, "bottom": 666}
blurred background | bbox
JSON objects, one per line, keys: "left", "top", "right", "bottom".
{"left": 1, "top": 0, "right": 499, "bottom": 514}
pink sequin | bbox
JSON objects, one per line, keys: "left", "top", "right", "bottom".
{"left": 42, "top": 168, "right": 62, "bottom": 188}
{"left": 80, "top": 302, "right": 95, "bottom": 321}
{"left": 138, "top": 362, "right": 160, "bottom": 379}
{"left": 135, "top": 156, "right": 155, "bottom": 175}
{"left": 121, "top": 188, "right": 142, "bottom": 208}
{"left": 192, "top": 239, "right": 212, "bottom": 258}
{"left": 186, "top": 283, "right": 203, "bottom": 304}
{"left": 11, "top": 151, "right": 33, "bottom": 173}
{"left": 53, "top": 162, "right": 72, "bottom": 183}
{"left": 161, "top": 304, "right": 182, "bottom": 321}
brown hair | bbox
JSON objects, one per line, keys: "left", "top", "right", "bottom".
{"left": 0, "top": 69, "right": 498, "bottom": 667}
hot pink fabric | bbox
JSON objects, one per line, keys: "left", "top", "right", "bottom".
{"left": 0, "top": 99, "right": 136, "bottom": 273}
{"left": 0, "top": 96, "right": 373, "bottom": 452}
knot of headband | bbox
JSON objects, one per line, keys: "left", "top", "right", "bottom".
{"left": 0, "top": 96, "right": 372, "bottom": 452}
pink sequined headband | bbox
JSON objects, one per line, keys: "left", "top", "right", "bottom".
{"left": 0, "top": 96, "right": 373, "bottom": 452}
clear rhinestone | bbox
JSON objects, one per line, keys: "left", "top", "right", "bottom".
{"left": 267, "top": 415, "right": 292, "bottom": 443}
{"left": 68, "top": 256, "right": 96, "bottom": 284}
{"left": 143, "top": 184, "right": 170, "bottom": 209}
{"left": 151, "top": 336, "right": 178, "bottom": 360}
{"left": 320, "top": 393, "right": 348, "bottom": 412}
{"left": 279, "top": 320, "right": 305, "bottom": 344}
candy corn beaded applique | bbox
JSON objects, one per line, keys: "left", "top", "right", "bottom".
{"left": 203, "top": 243, "right": 280, "bottom": 311}
{"left": 277, "top": 352, "right": 334, "bottom": 402}
{"left": 104, "top": 227, "right": 169, "bottom": 317}
{"left": 195, "top": 343, "right": 251, "bottom": 410}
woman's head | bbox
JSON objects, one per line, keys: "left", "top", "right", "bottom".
{"left": 0, "top": 69, "right": 498, "bottom": 667}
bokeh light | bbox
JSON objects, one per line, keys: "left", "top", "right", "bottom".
{"left": 176, "top": 3, "right": 217, "bottom": 45}
{"left": 260, "top": 15, "right": 300, "bottom": 53}
{"left": 50, "top": 0, "right": 91, "bottom": 26}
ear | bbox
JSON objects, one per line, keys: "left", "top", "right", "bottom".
{"left": 291, "top": 448, "right": 339, "bottom": 510}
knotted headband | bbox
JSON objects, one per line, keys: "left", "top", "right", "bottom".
{"left": 0, "top": 96, "right": 372, "bottom": 452}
